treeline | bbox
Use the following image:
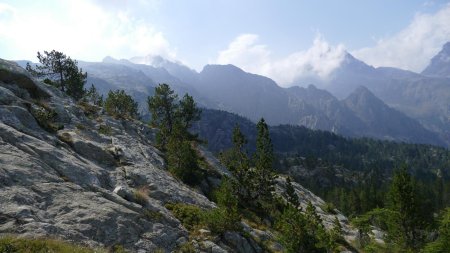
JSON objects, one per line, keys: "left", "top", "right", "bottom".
{"left": 193, "top": 109, "right": 450, "bottom": 210}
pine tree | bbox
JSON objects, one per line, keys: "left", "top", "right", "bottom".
{"left": 147, "top": 84, "right": 203, "bottom": 185}
{"left": 276, "top": 205, "right": 321, "bottom": 253}
{"left": 219, "top": 125, "right": 254, "bottom": 203}
{"left": 253, "top": 118, "right": 276, "bottom": 200}
{"left": 147, "top": 83, "right": 178, "bottom": 148}
{"left": 387, "top": 165, "right": 424, "bottom": 250}
{"left": 285, "top": 176, "right": 300, "bottom": 208}
{"left": 423, "top": 208, "right": 450, "bottom": 253}
{"left": 205, "top": 178, "right": 241, "bottom": 234}
{"left": 305, "top": 201, "right": 330, "bottom": 251}
{"left": 104, "top": 90, "right": 138, "bottom": 119}
{"left": 26, "top": 50, "right": 87, "bottom": 100}
{"left": 166, "top": 125, "right": 201, "bottom": 186}
{"left": 330, "top": 216, "right": 343, "bottom": 243}
{"left": 84, "top": 84, "right": 103, "bottom": 106}
{"left": 178, "top": 94, "right": 201, "bottom": 133}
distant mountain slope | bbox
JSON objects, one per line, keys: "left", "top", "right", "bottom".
{"left": 422, "top": 42, "right": 450, "bottom": 77}
{"left": 342, "top": 86, "right": 445, "bottom": 145}
{"left": 287, "top": 85, "right": 365, "bottom": 136}
{"left": 17, "top": 52, "right": 449, "bottom": 147}
{"left": 291, "top": 44, "right": 450, "bottom": 146}
{"left": 193, "top": 64, "right": 444, "bottom": 146}
{"left": 130, "top": 55, "right": 199, "bottom": 85}
{"left": 196, "top": 64, "right": 294, "bottom": 125}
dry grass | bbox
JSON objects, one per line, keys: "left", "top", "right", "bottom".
{"left": 0, "top": 236, "right": 113, "bottom": 253}
{"left": 133, "top": 186, "right": 150, "bottom": 206}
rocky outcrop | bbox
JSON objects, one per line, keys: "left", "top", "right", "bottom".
{"left": 0, "top": 59, "right": 212, "bottom": 252}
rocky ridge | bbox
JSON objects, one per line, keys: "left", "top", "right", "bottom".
{"left": 0, "top": 59, "right": 362, "bottom": 252}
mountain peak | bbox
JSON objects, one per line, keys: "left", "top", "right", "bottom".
{"left": 339, "top": 51, "right": 374, "bottom": 70}
{"left": 345, "top": 86, "right": 382, "bottom": 107}
{"left": 421, "top": 41, "right": 450, "bottom": 77}
{"left": 102, "top": 56, "right": 118, "bottom": 63}
{"left": 201, "top": 64, "right": 243, "bottom": 74}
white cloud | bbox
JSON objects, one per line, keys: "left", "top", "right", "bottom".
{"left": 353, "top": 4, "right": 450, "bottom": 71}
{"left": 216, "top": 34, "right": 271, "bottom": 75}
{"left": 0, "top": 0, "right": 176, "bottom": 62}
{"left": 215, "top": 34, "right": 346, "bottom": 86}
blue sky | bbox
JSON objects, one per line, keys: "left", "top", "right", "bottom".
{"left": 1, "top": 0, "right": 450, "bottom": 85}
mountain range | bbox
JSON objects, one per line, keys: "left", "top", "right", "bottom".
{"left": 16, "top": 42, "right": 450, "bottom": 147}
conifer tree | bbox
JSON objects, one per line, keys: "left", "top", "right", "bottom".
{"left": 104, "top": 90, "right": 138, "bottom": 119}
{"left": 387, "top": 165, "right": 424, "bottom": 249}
{"left": 26, "top": 50, "right": 87, "bottom": 100}
{"left": 219, "top": 125, "right": 254, "bottom": 203}
{"left": 166, "top": 132, "right": 201, "bottom": 186}
{"left": 84, "top": 84, "right": 103, "bottom": 106}
{"left": 147, "top": 83, "right": 178, "bottom": 148}
{"left": 285, "top": 176, "right": 300, "bottom": 208}
{"left": 253, "top": 118, "right": 276, "bottom": 200}
{"left": 147, "top": 84, "right": 203, "bottom": 185}
{"left": 305, "top": 201, "right": 330, "bottom": 251}
{"left": 178, "top": 94, "right": 201, "bottom": 133}
{"left": 423, "top": 208, "right": 450, "bottom": 253}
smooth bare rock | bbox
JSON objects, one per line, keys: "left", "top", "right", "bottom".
{"left": 201, "top": 241, "right": 228, "bottom": 253}
{"left": 223, "top": 231, "right": 263, "bottom": 253}
{"left": 0, "top": 59, "right": 213, "bottom": 252}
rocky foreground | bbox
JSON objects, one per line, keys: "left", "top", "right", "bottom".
{"left": 0, "top": 59, "right": 359, "bottom": 252}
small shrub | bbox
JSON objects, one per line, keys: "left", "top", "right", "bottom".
{"left": 111, "top": 244, "right": 128, "bottom": 253}
{"left": 31, "top": 106, "right": 63, "bottom": 132}
{"left": 203, "top": 208, "right": 237, "bottom": 234}
{"left": 83, "top": 84, "right": 104, "bottom": 106}
{"left": 166, "top": 203, "right": 204, "bottom": 231}
{"left": 143, "top": 209, "right": 163, "bottom": 221}
{"left": 321, "top": 202, "right": 337, "bottom": 214}
{"left": 78, "top": 100, "right": 101, "bottom": 118}
{"left": 204, "top": 179, "right": 241, "bottom": 234}
{"left": 178, "top": 242, "right": 196, "bottom": 253}
{"left": 98, "top": 124, "right": 112, "bottom": 135}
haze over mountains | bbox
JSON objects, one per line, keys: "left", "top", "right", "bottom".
{"left": 17, "top": 42, "right": 450, "bottom": 147}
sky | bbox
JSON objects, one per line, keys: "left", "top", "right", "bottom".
{"left": 1, "top": 0, "right": 450, "bottom": 86}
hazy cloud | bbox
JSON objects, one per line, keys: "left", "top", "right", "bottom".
{"left": 0, "top": 0, "right": 176, "bottom": 62}
{"left": 216, "top": 34, "right": 271, "bottom": 75}
{"left": 353, "top": 3, "right": 450, "bottom": 72}
{"left": 216, "top": 34, "right": 346, "bottom": 86}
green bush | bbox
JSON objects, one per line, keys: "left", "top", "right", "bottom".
{"left": 166, "top": 203, "right": 204, "bottom": 231}
{"left": 104, "top": 90, "right": 138, "bottom": 119}
{"left": 321, "top": 202, "right": 337, "bottom": 214}
{"left": 204, "top": 179, "right": 241, "bottom": 234}
{"left": 31, "top": 106, "right": 63, "bottom": 133}
{"left": 98, "top": 124, "right": 112, "bottom": 135}
{"left": 177, "top": 242, "right": 196, "bottom": 253}
{"left": 167, "top": 139, "right": 203, "bottom": 186}
{"left": 78, "top": 100, "right": 101, "bottom": 118}
{"left": 143, "top": 209, "right": 163, "bottom": 221}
